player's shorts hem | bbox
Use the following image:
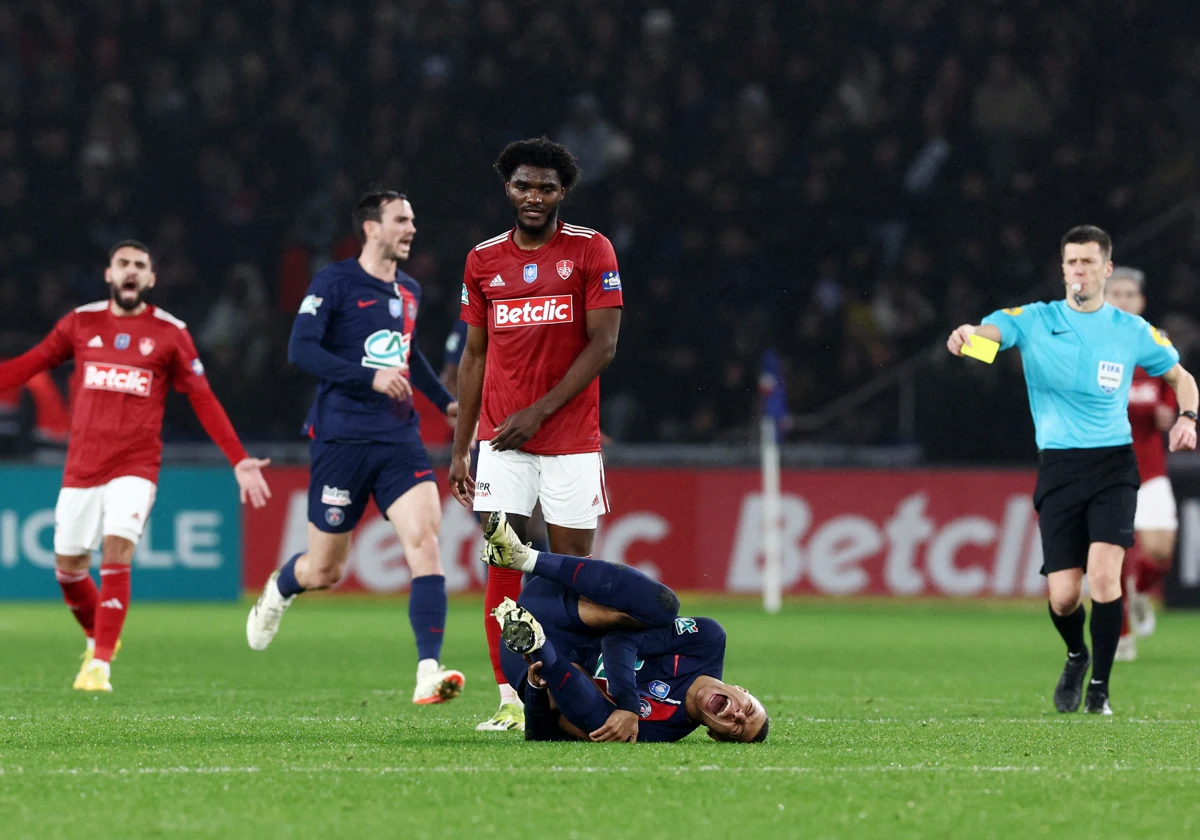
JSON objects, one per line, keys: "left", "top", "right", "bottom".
{"left": 471, "top": 499, "right": 536, "bottom": 517}
{"left": 102, "top": 526, "right": 143, "bottom": 545}
{"left": 541, "top": 513, "right": 600, "bottom": 530}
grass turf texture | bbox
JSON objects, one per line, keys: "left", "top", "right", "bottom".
{"left": 3, "top": 598, "right": 1199, "bottom": 839}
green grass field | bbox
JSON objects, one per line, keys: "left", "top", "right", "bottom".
{"left": 3, "top": 597, "right": 1200, "bottom": 839}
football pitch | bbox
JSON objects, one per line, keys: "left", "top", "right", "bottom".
{"left": 4, "top": 597, "right": 1199, "bottom": 839}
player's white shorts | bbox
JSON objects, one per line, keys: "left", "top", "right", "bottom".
{"left": 1134, "top": 475, "right": 1177, "bottom": 531}
{"left": 473, "top": 447, "right": 610, "bottom": 529}
{"left": 54, "top": 476, "right": 157, "bottom": 555}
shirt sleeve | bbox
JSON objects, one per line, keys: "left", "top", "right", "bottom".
{"left": 408, "top": 341, "right": 454, "bottom": 411}
{"left": 598, "top": 633, "right": 643, "bottom": 714}
{"left": 0, "top": 313, "right": 76, "bottom": 390}
{"left": 583, "top": 233, "right": 623, "bottom": 310}
{"left": 287, "top": 273, "right": 375, "bottom": 387}
{"left": 460, "top": 251, "right": 486, "bottom": 327}
{"left": 979, "top": 304, "right": 1032, "bottom": 351}
{"left": 170, "top": 327, "right": 249, "bottom": 466}
{"left": 1137, "top": 321, "right": 1180, "bottom": 377}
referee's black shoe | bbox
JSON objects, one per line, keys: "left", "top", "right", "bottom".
{"left": 1054, "top": 649, "right": 1090, "bottom": 713}
{"left": 1085, "top": 680, "right": 1113, "bottom": 716}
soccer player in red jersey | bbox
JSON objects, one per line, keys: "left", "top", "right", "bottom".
{"left": 0, "top": 241, "right": 271, "bottom": 691}
{"left": 449, "top": 138, "right": 623, "bottom": 731}
{"left": 1106, "top": 267, "right": 1182, "bottom": 661}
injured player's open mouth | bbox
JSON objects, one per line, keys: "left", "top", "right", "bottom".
{"left": 707, "top": 693, "right": 730, "bottom": 716}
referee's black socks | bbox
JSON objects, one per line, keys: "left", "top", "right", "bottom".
{"left": 1089, "top": 596, "right": 1124, "bottom": 686}
{"left": 1048, "top": 602, "right": 1087, "bottom": 656}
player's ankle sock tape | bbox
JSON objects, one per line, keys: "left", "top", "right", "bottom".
{"left": 534, "top": 638, "right": 612, "bottom": 733}
{"left": 1089, "top": 596, "right": 1124, "bottom": 684}
{"left": 409, "top": 574, "right": 448, "bottom": 663}
{"left": 1048, "top": 602, "right": 1086, "bottom": 655}
{"left": 276, "top": 553, "right": 305, "bottom": 598}
{"left": 535, "top": 552, "right": 680, "bottom": 627}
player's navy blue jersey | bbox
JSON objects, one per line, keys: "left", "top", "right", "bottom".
{"left": 589, "top": 616, "right": 727, "bottom": 743}
{"left": 442, "top": 319, "right": 468, "bottom": 368}
{"left": 288, "top": 258, "right": 453, "bottom": 443}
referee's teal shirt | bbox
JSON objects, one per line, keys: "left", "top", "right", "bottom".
{"left": 982, "top": 300, "right": 1179, "bottom": 451}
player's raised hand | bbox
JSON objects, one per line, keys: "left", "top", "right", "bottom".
{"left": 946, "top": 324, "right": 977, "bottom": 357}
{"left": 448, "top": 449, "right": 476, "bottom": 508}
{"left": 372, "top": 367, "right": 412, "bottom": 401}
{"left": 234, "top": 457, "right": 272, "bottom": 508}
{"left": 1168, "top": 416, "right": 1197, "bottom": 452}
{"left": 490, "top": 405, "right": 546, "bottom": 451}
{"left": 589, "top": 709, "right": 639, "bottom": 743}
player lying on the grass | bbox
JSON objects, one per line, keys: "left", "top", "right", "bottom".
{"left": 481, "top": 511, "right": 769, "bottom": 743}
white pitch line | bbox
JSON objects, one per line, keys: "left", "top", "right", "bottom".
{"left": 2, "top": 764, "right": 1197, "bottom": 777}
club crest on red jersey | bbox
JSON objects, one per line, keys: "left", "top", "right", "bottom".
{"left": 115, "top": 333, "right": 130, "bottom": 350}
{"left": 523, "top": 264, "right": 538, "bottom": 283}
{"left": 557, "top": 260, "right": 574, "bottom": 280}
{"left": 139, "top": 338, "right": 156, "bottom": 356}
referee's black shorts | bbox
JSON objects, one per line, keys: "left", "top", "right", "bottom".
{"left": 1033, "top": 445, "right": 1139, "bottom": 575}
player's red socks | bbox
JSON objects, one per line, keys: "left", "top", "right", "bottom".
{"left": 484, "top": 567, "right": 524, "bottom": 685}
{"left": 56, "top": 568, "right": 99, "bottom": 639}
{"left": 1135, "top": 559, "right": 1170, "bottom": 596}
{"left": 93, "top": 563, "right": 131, "bottom": 662}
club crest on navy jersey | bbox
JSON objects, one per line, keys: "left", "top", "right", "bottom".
{"left": 389, "top": 299, "right": 402, "bottom": 319}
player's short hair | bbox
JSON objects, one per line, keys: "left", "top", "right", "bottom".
{"left": 494, "top": 137, "right": 581, "bottom": 190}
{"left": 1060, "top": 225, "right": 1112, "bottom": 260}
{"left": 751, "top": 716, "right": 770, "bottom": 743}
{"left": 108, "top": 239, "right": 152, "bottom": 263}
{"left": 1110, "top": 266, "right": 1145, "bottom": 289}
{"left": 352, "top": 189, "right": 407, "bottom": 244}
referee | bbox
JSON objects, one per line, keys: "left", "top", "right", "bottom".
{"left": 947, "top": 225, "right": 1198, "bottom": 714}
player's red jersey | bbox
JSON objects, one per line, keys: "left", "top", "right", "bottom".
{"left": 0, "top": 301, "right": 247, "bottom": 487}
{"left": 461, "top": 221, "right": 623, "bottom": 455}
{"left": 1128, "top": 366, "right": 1175, "bottom": 482}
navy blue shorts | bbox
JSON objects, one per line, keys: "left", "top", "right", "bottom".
{"left": 308, "top": 440, "right": 435, "bottom": 533}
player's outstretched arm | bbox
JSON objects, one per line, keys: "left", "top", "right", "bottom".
{"left": 1161, "top": 363, "right": 1198, "bottom": 452}
{"left": 946, "top": 323, "right": 1001, "bottom": 357}
{"left": 449, "top": 324, "right": 488, "bottom": 507}
{"left": 490, "top": 307, "right": 620, "bottom": 452}
{"left": 0, "top": 317, "right": 76, "bottom": 390}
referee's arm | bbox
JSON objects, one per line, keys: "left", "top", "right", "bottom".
{"left": 946, "top": 323, "right": 1003, "bottom": 357}
{"left": 1160, "top": 363, "right": 1199, "bottom": 452}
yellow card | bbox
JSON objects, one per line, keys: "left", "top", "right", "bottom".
{"left": 961, "top": 333, "right": 999, "bottom": 364}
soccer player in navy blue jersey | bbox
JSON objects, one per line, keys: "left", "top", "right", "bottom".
{"left": 482, "top": 512, "right": 770, "bottom": 743}
{"left": 247, "top": 190, "right": 466, "bottom": 705}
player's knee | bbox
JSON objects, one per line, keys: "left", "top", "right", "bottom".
{"left": 1088, "top": 566, "right": 1122, "bottom": 600}
{"left": 404, "top": 528, "right": 442, "bottom": 576}
{"left": 656, "top": 586, "right": 680, "bottom": 620}
{"left": 1048, "top": 590, "right": 1081, "bottom": 615}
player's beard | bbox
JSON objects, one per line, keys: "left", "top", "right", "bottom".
{"left": 110, "top": 281, "right": 148, "bottom": 312}
{"left": 514, "top": 209, "right": 556, "bottom": 236}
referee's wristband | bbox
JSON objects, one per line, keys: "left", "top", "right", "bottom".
{"left": 1181, "top": 410, "right": 1198, "bottom": 423}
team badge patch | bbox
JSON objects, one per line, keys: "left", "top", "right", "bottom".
{"left": 523, "top": 264, "right": 538, "bottom": 283}
{"left": 638, "top": 699, "right": 653, "bottom": 719}
{"left": 602, "top": 271, "right": 622, "bottom": 291}
{"left": 115, "top": 333, "right": 130, "bottom": 350}
{"left": 139, "top": 338, "right": 155, "bottom": 356}
{"left": 407, "top": 302, "right": 417, "bottom": 320}
{"left": 648, "top": 680, "right": 670, "bottom": 700}
{"left": 389, "top": 299, "right": 403, "bottom": 318}
{"left": 557, "top": 260, "right": 574, "bottom": 280}
{"left": 1097, "top": 361, "right": 1124, "bottom": 394}
{"left": 299, "top": 294, "right": 323, "bottom": 315}
{"left": 1150, "top": 325, "right": 1173, "bottom": 347}
{"left": 325, "top": 507, "right": 345, "bottom": 527}
{"left": 460, "top": 284, "right": 469, "bottom": 305}
{"left": 191, "top": 358, "right": 205, "bottom": 375}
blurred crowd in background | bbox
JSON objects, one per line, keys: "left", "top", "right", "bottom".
{"left": 2, "top": 0, "right": 1199, "bottom": 460}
